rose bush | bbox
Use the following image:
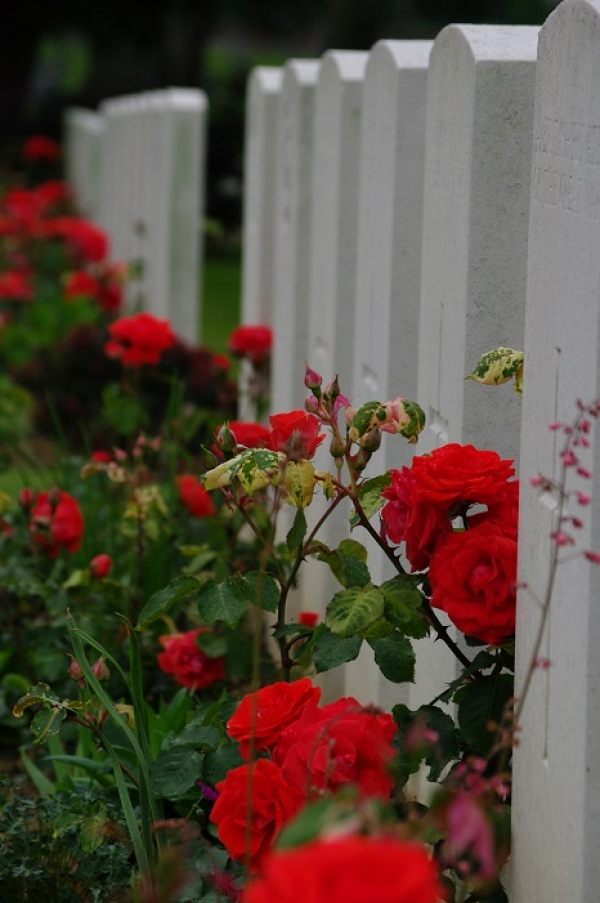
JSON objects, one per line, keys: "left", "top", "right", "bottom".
{"left": 29, "top": 489, "right": 85, "bottom": 558}
{"left": 104, "top": 312, "right": 177, "bottom": 367}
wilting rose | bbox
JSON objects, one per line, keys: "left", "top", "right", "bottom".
{"left": 228, "top": 324, "right": 273, "bottom": 363}
{"left": 175, "top": 475, "right": 216, "bottom": 518}
{"left": 227, "top": 677, "right": 321, "bottom": 760}
{"left": 157, "top": 628, "right": 226, "bottom": 690}
{"left": 268, "top": 411, "right": 325, "bottom": 461}
{"left": 428, "top": 521, "right": 517, "bottom": 644}
{"left": 104, "top": 312, "right": 176, "bottom": 367}
{"left": 30, "top": 490, "right": 85, "bottom": 559}
{"left": 210, "top": 759, "right": 304, "bottom": 870}
{"left": 275, "top": 697, "right": 396, "bottom": 800}
{"left": 243, "top": 835, "right": 444, "bottom": 903}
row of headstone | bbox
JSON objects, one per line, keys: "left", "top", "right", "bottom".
{"left": 239, "top": 1, "right": 600, "bottom": 899}
{"left": 64, "top": 88, "right": 207, "bottom": 342}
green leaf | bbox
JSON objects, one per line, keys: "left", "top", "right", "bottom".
{"left": 150, "top": 746, "right": 204, "bottom": 799}
{"left": 197, "top": 578, "right": 247, "bottom": 628}
{"left": 396, "top": 704, "right": 458, "bottom": 782}
{"left": 317, "top": 540, "right": 371, "bottom": 589}
{"left": 465, "top": 346, "right": 524, "bottom": 395}
{"left": 173, "top": 721, "right": 221, "bottom": 749}
{"left": 368, "top": 632, "right": 415, "bottom": 683}
{"left": 350, "top": 473, "right": 392, "bottom": 528}
{"left": 31, "top": 707, "right": 67, "bottom": 744}
{"left": 202, "top": 743, "right": 244, "bottom": 786}
{"left": 12, "top": 683, "right": 60, "bottom": 718}
{"left": 286, "top": 508, "right": 308, "bottom": 552}
{"left": 196, "top": 632, "right": 228, "bottom": 658}
{"left": 380, "top": 577, "right": 429, "bottom": 639}
{"left": 80, "top": 806, "right": 109, "bottom": 853}
{"left": 240, "top": 571, "right": 280, "bottom": 613}
{"left": 454, "top": 674, "right": 514, "bottom": 755}
{"left": 313, "top": 628, "right": 362, "bottom": 672}
{"left": 325, "top": 585, "right": 384, "bottom": 638}
{"left": 283, "top": 460, "right": 317, "bottom": 508}
{"left": 432, "top": 651, "right": 498, "bottom": 705}
{"left": 137, "top": 576, "right": 200, "bottom": 629}
{"left": 360, "top": 615, "right": 395, "bottom": 639}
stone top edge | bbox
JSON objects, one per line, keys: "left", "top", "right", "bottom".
{"left": 370, "top": 39, "right": 433, "bottom": 67}
{"left": 436, "top": 24, "right": 540, "bottom": 61}
{"left": 320, "top": 49, "right": 370, "bottom": 79}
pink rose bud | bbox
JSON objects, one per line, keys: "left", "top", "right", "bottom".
{"left": 68, "top": 655, "right": 84, "bottom": 680}
{"left": 90, "top": 553, "right": 112, "bottom": 579}
{"left": 304, "top": 363, "right": 322, "bottom": 393}
{"left": 323, "top": 375, "right": 341, "bottom": 400}
{"left": 304, "top": 395, "right": 319, "bottom": 414}
{"left": 91, "top": 657, "right": 110, "bottom": 681}
{"left": 330, "top": 436, "right": 346, "bottom": 458}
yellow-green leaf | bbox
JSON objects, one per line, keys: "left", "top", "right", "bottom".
{"left": 465, "top": 347, "right": 524, "bottom": 395}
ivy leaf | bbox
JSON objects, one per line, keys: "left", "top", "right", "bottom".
{"left": 380, "top": 577, "right": 429, "bottom": 639}
{"left": 349, "top": 473, "right": 391, "bottom": 528}
{"left": 313, "top": 628, "right": 362, "bottom": 672}
{"left": 368, "top": 632, "right": 415, "bottom": 683}
{"left": 197, "top": 578, "right": 247, "bottom": 628}
{"left": 286, "top": 509, "right": 307, "bottom": 552}
{"left": 454, "top": 674, "right": 514, "bottom": 755}
{"left": 150, "top": 746, "right": 204, "bottom": 799}
{"left": 325, "top": 586, "right": 384, "bottom": 638}
{"left": 137, "top": 576, "right": 200, "bottom": 629}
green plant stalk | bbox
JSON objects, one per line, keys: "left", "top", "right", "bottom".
{"left": 67, "top": 616, "right": 161, "bottom": 870}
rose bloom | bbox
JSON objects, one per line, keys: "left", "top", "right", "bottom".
{"left": 274, "top": 697, "right": 397, "bottom": 800}
{"left": 298, "top": 611, "right": 319, "bottom": 628}
{"left": 469, "top": 479, "right": 519, "bottom": 541}
{"left": 268, "top": 410, "right": 326, "bottom": 461}
{"left": 428, "top": 521, "right": 517, "bottom": 644}
{"left": 210, "top": 759, "right": 304, "bottom": 870}
{"left": 411, "top": 443, "right": 515, "bottom": 508}
{"left": 243, "top": 835, "right": 443, "bottom": 903}
{"left": 0, "top": 270, "right": 33, "bottom": 301}
{"left": 30, "top": 490, "right": 85, "bottom": 559}
{"left": 90, "top": 553, "right": 112, "bottom": 579}
{"left": 64, "top": 271, "right": 100, "bottom": 302}
{"left": 227, "top": 677, "right": 322, "bottom": 760}
{"left": 381, "top": 467, "right": 451, "bottom": 571}
{"left": 175, "top": 474, "right": 216, "bottom": 517}
{"left": 227, "top": 420, "right": 272, "bottom": 449}
{"left": 157, "top": 628, "right": 226, "bottom": 691}
{"left": 43, "top": 217, "right": 109, "bottom": 263}
{"left": 34, "top": 180, "right": 71, "bottom": 210}
{"left": 228, "top": 324, "right": 273, "bottom": 364}
{"left": 22, "top": 135, "right": 61, "bottom": 162}
{"left": 104, "top": 312, "right": 176, "bottom": 367}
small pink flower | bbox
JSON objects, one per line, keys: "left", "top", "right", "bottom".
{"left": 585, "top": 551, "right": 600, "bottom": 564}
{"left": 577, "top": 492, "right": 592, "bottom": 505}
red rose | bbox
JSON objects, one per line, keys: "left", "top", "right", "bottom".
{"left": 268, "top": 411, "right": 326, "bottom": 461}
{"left": 90, "top": 553, "right": 112, "bottom": 579}
{"left": 275, "top": 697, "right": 396, "bottom": 800}
{"left": 175, "top": 474, "right": 216, "bottom": 517}
{"left": 0, "top": 270, "right": 33, "bottom": 301}
{"left": 428, "top": 521, "right": 517, "bottom": 644}
{"left": 381, "top": 467, "right": 451, "bottom": 571}
{"left": 44, "top": 217, "right": 109, "bottom": 263}
{"left": 34, "top": 180, "right": 70, "bottom": 210}
{"left": 469, "top": 479, "right": 519, "bottom": 541}
{"left": 157, "top": 628, "right": 225, "bottom": 691}
{"left": 210, "top": 759, "right": 304, "bottom": 870}
{"left": 227, "top": 421, "right": 272, "bottom": 449}
{"left": 298, "top": 611, "right": 319, "bottom": 628}
{"left": 64, "top": 271, "right": 100, "bottom": 302}
{"left": 243, "top": 835, "right": 443, "bottom": 903}
{"left": 30, "top": 490, "right": 85, "bottom": 559}
{"left": 104, "top": 312, "right": 176, "bottom": 367}
{"left": 90, "top": 450, "right": 112, "bottom": 463}
{"left": 22, "top": 135, "right": 61, "bottom": 163}
{"left": 411, "top": 444, "right": 515, "bottom": 508}
{"left": 228, "top": 324, "right": 273, "bottom": 364}
{"left": 227, "top": 678, "right": 322, "bottom": 760}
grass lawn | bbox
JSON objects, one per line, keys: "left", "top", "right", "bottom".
{"left": 200, "top": 251, "right": 242, "bottom": 352}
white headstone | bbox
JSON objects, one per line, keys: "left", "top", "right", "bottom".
{"left": 300, "top": 50, "right": 368, "bottom": 700}
{"left": 344, "top": 40, "right": 432, "bottom": 707}
{"left": 239, "top": 67, "right": 283, "bottom": 419}
{"left": 271, "top": 59, "right": 321, "bottom": 416}
{"left": 513, "top": 2, "right": 600, "bottom": 900}
{"left": 412, "top": 25, "right": 538, "bottom": 710}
